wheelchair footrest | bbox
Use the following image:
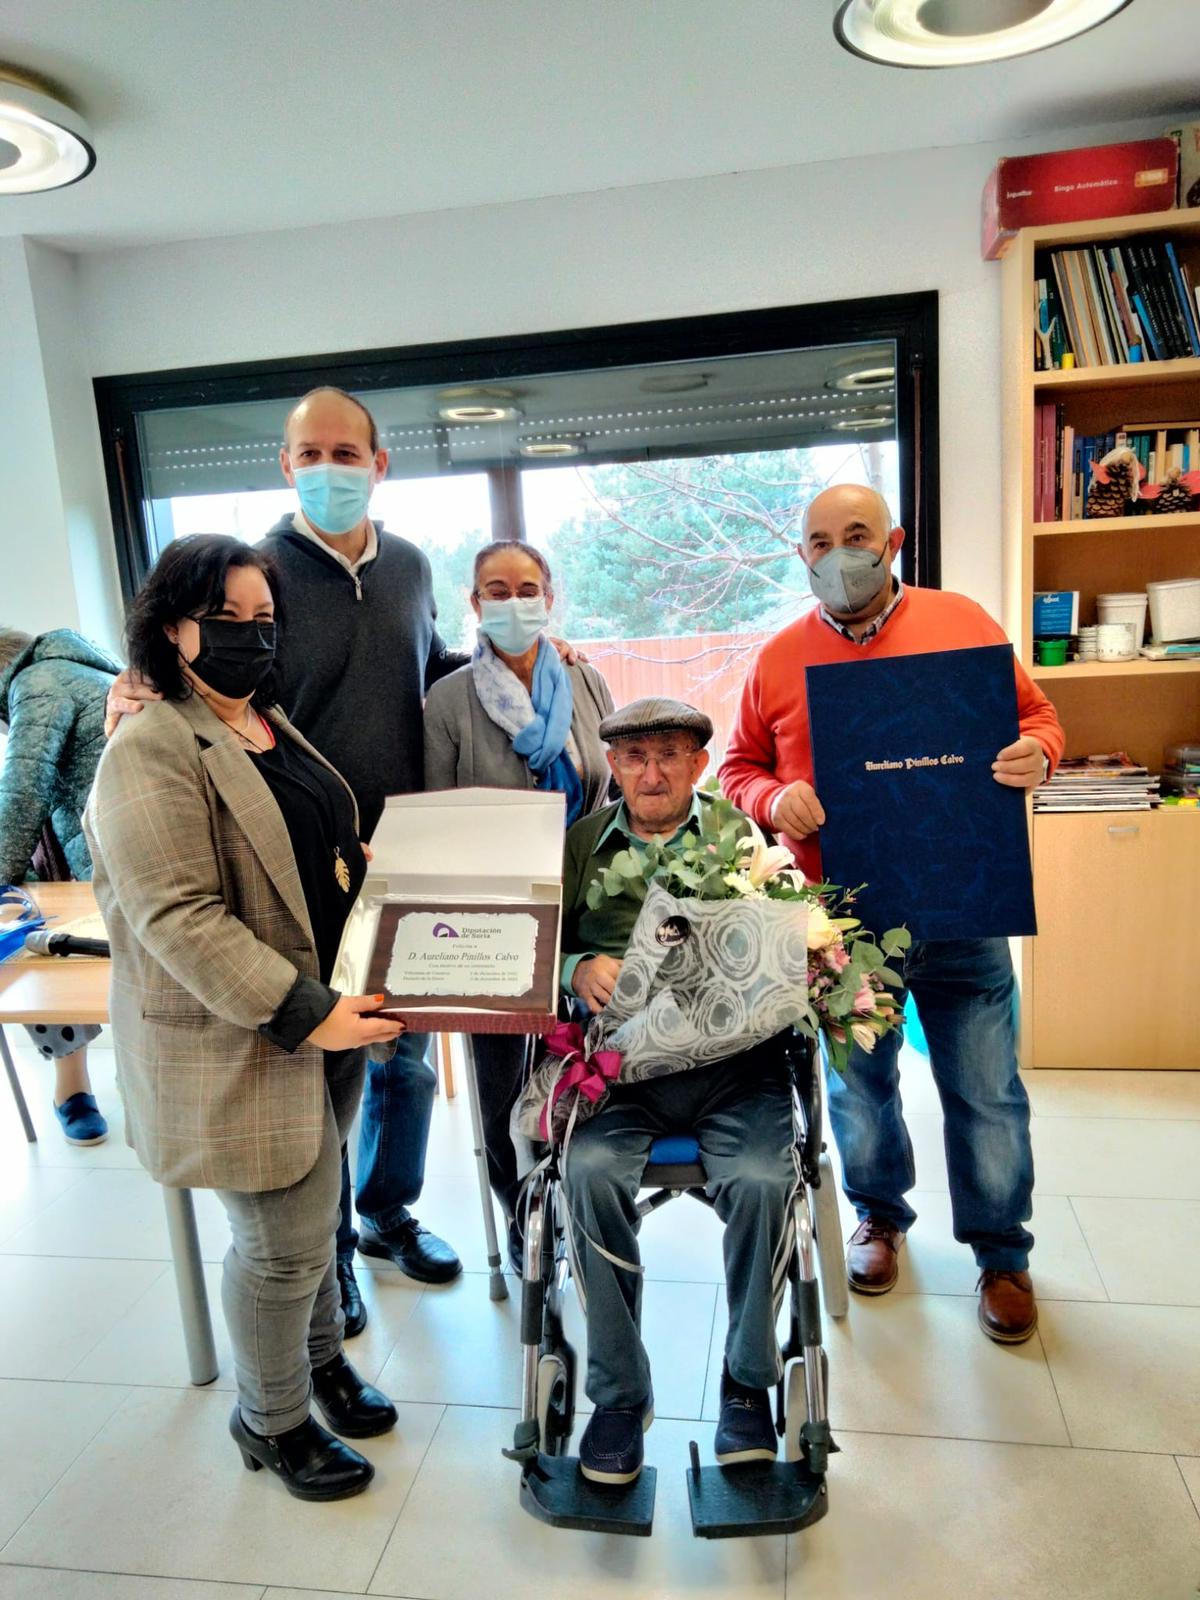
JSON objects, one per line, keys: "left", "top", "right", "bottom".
{"left": 686, "top": 1457, "right": 828, "bottom": 1539}
{"left": 520, "top": 1453, "right": 656, "bottom": 1536}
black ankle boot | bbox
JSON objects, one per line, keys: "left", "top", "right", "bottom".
{"left": 311, "top": 1351, "right": 399, "bottom": 1438}
{"left": 229, "top": 1407, "right": 373, "bottom": 1501}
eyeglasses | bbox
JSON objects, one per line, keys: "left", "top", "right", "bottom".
{"left": 609, "top": 747, "right": 694, "bottom": 775}
{"left": 476, "top": 584, "right": 546, "bottom": 601}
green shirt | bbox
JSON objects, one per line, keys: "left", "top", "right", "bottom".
{"left": 559, "top": 793, "right": 705, "bottom": 995}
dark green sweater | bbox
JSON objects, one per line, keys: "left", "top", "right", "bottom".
{"left": 561, "top": 792, "right": 736, "bottom": 987}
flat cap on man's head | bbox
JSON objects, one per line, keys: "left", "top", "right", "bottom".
{"left": 599, "top": 696, "right": 713, "bottom": 747}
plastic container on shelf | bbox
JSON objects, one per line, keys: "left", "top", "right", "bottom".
{"left": 1096, "top": 591, "right": 1149, "bottom": 648}
{"left": 1096, "top": 622, "right": 1137, "bottom": 661}
{"left": 1034, "top": 637, "right": 1068, "bottom": 665}
{"left": 1146, "top": 577, "right": 1200, "bottom": 643}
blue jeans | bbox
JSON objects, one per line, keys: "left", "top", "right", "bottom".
{"left": 825, "top": 938, "right": 1034, "bottom": 1272}
{"left": 336, "top": 1031, "right": 435, "bottom": 1258}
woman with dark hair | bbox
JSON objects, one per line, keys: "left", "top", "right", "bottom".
{"left": 85, "top": 534, "right": 404, "bottom": 1502}
{"left": 422, "top": 540, "right": 614, "bottom": 1267}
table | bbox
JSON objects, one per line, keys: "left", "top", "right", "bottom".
{"left": 0, "top": 883, "right": 218, "bottom": 1387}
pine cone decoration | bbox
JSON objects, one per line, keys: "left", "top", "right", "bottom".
{"left": 1085, "top": 447, "right": 1141, "bottom": 518}
{"left": 1086, "top": 477, "right": 1130, "bottom": 517}
{"left": 1143, "top": 467, "right": 1200, "bottom": 515}
{"left": 1152, "top": 470, "right": 1196, "bottom": 514}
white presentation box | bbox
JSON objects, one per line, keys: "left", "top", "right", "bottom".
{"left": 333, "top": 787, "right": 565, "bottom": 1033}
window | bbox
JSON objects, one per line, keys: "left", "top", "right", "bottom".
{"left": 97, "top": 296, "right": 938, "bottom": 756}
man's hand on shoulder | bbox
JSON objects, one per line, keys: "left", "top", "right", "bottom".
{"left": 105, "top": 669, "right": 162, "bottom": 739}
{"left": 770, "top": 780, "right": 826, "bottom": 839}
{"left": 571, "top": 954, "right": 622, "bottom": 1014}
{"left": 992, "top": 735, "right": 1046, "bottom": 792}
{"left": 548, "top": 635, "right": 589, "bottom": 666}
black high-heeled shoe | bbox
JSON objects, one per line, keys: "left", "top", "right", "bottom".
{"left": 311, "top": 1351, "right": 398, "bottom": 1438}
{"left": 229, "top": 1407, "right": 374, "bottom": 1501}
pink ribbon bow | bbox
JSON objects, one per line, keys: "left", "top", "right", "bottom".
{"left": 538, "top": 1021, "right": 623, "bottom": 1143}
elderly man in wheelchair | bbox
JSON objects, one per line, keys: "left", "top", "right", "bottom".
{"left": 508, "top": 697, "right": 842, "bottom": 1537}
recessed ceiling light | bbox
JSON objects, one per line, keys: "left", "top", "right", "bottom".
{"left": 831, "top": 365, "right": 896, "bottom": 392}
{"left": 640, "top": 373, "right": 711, "bottom": 394}
{"left": 833, "top": 0, "right": 1132, "bottom": 67}
{"left": 0, "top": 69, "right": 95, "bottom": 194}
{"left": 833, "top": 415, "right": 894, "bottom": 431}
{"left": 436, "top": 385, "right": 519, "bottom": 401}
{"left": 520, "top": 439, "right": 582, "bottom": 458}
{"left": 438, "top": 404, "right": 521, "bottom": 423}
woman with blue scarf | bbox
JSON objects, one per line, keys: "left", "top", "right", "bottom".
{"left": 424, "top": 541, "right": 614, "bottom": 1264}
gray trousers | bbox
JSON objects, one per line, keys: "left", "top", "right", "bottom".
{"left": 562, "top": 1049, "right": 797, "bottom": 1410}
{"left": 216, "top": 1047, "right": 365, "bottom": 1435}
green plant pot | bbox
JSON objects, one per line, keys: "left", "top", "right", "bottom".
{"left": 1034, "top": 638, "right": 1068, "bottom": 666}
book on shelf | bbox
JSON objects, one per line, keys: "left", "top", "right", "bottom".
{"left": 1033, "top": 233, "right": 1200, "bottom": 369}
{"left": 1031, "top": 405, "right": 1200, "bottom": 522}
{"left": 1033, "top": 753, "right": 1161, "bottom": 813}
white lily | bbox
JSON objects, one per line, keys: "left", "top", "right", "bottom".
{"left": 745, "top": 840, "right": 795, "bottom": 889}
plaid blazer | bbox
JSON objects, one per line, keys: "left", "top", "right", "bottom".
{"left": 84, "top": 694, "right": 360, "bottom": 1192}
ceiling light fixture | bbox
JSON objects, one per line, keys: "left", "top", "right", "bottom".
{"left": 438, "top": 403, "right": 521, "bottom": 423}
{"left": 0, "top": 67, "right": 95, "bottom": 194}
{"left": 831, "top": 365, "right": 896, "bottom": 392}
{"left": 519, "top": 438, "right": 582, "bottom": 458}
{"left": 832, "top": 0, "right": 1132, "bottom": 67}
{"left": 640, "top": 373, "right": 711, "bottom": 395}
{"left": 833, "top": 415, "right": 893, "bottom": 431}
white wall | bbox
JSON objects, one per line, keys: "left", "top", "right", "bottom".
{"left": 0, "top": 238, "right": 84, "bottom": 638}
{"left": 2, "top": 113, "right": 1163, "bottom": 638}
{"left": 0, "top": 240, "right": 124, "bottom": 652}
{"left": 25, "top": 242, "right": 125, "bottom": 652}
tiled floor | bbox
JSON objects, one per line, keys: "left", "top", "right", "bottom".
{"left": 0, "top": 1038, "right": 1197, "bottom": 1600}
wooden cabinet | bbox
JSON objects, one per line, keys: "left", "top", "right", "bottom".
{"left": 1031, "top": 810, "right": 1200, "bottom": 1068}
{"left": 1000, "top": 208, "right": 1200, "bottom": 1069}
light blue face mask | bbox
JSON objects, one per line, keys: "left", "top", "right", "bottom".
{"left": 292, "top": 464, "right": 373, "bottom": 535}
{"left": 478, "top": 597, "right": 549, "bottom": 655}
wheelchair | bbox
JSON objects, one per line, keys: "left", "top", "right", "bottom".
{"left": 502, "top": 1029, "right": 848, "bottom": 1539}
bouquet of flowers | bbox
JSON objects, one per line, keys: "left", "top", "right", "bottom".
{"left": 590, "top": 787, "right": 908, "bottom": 1067}
{"left": 516, "top": 787, "right": 908, "bottom": 1141}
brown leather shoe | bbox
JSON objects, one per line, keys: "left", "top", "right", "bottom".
{"left": 977, "top": 1269, "right": 1037, "bottom": 1344}
{"left": 846, "top": 1217, "right": 904, "bottom": 1295}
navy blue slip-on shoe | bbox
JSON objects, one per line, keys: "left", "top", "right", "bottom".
{"left": 714, "top": 1368, "right": 778, "bottom": 1466}
{"left": 579, "top": 1391, "right": 654, "bottom": 1485}
{"left": 53, "top": 1093, "right": 108, "bottom": 1147}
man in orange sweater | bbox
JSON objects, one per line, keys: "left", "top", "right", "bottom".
{"left": 721, "top": 484, "right": 1064, "bottom": 1344}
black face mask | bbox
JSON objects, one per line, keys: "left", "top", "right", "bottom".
{"left": 187, "top": 617, "right": 277, "bottom": 699}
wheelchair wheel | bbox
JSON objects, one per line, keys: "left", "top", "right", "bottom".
{"left": 783, "top": 1350, "right": 830, "bottom": 1465}
{"left": 536, "top": 1350, "right": 575, "bottom": 1457}
{"left": 812, "top": 1152, "right": 850, "bottom": 1321}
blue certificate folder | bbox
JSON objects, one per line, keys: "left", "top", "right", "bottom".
{"left": 806, "top": 644, "right": 1036, "bottom": 942}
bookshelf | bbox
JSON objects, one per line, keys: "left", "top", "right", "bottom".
{"left": 1001, "top": 207, "right": 1200, "bottom": 1071}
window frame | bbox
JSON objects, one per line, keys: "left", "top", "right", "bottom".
{"left": 94, "top": 291, "right": 940, "bottom": 603}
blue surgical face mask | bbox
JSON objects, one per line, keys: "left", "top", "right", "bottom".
{"left": 292, "top": 464, "right": 373, "bottom": 535}
{"left": 478, "top": 597, "right": 550, "bottom": 655}
{"left": 807, "top": 544, "right": 890, "bottom": 616}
